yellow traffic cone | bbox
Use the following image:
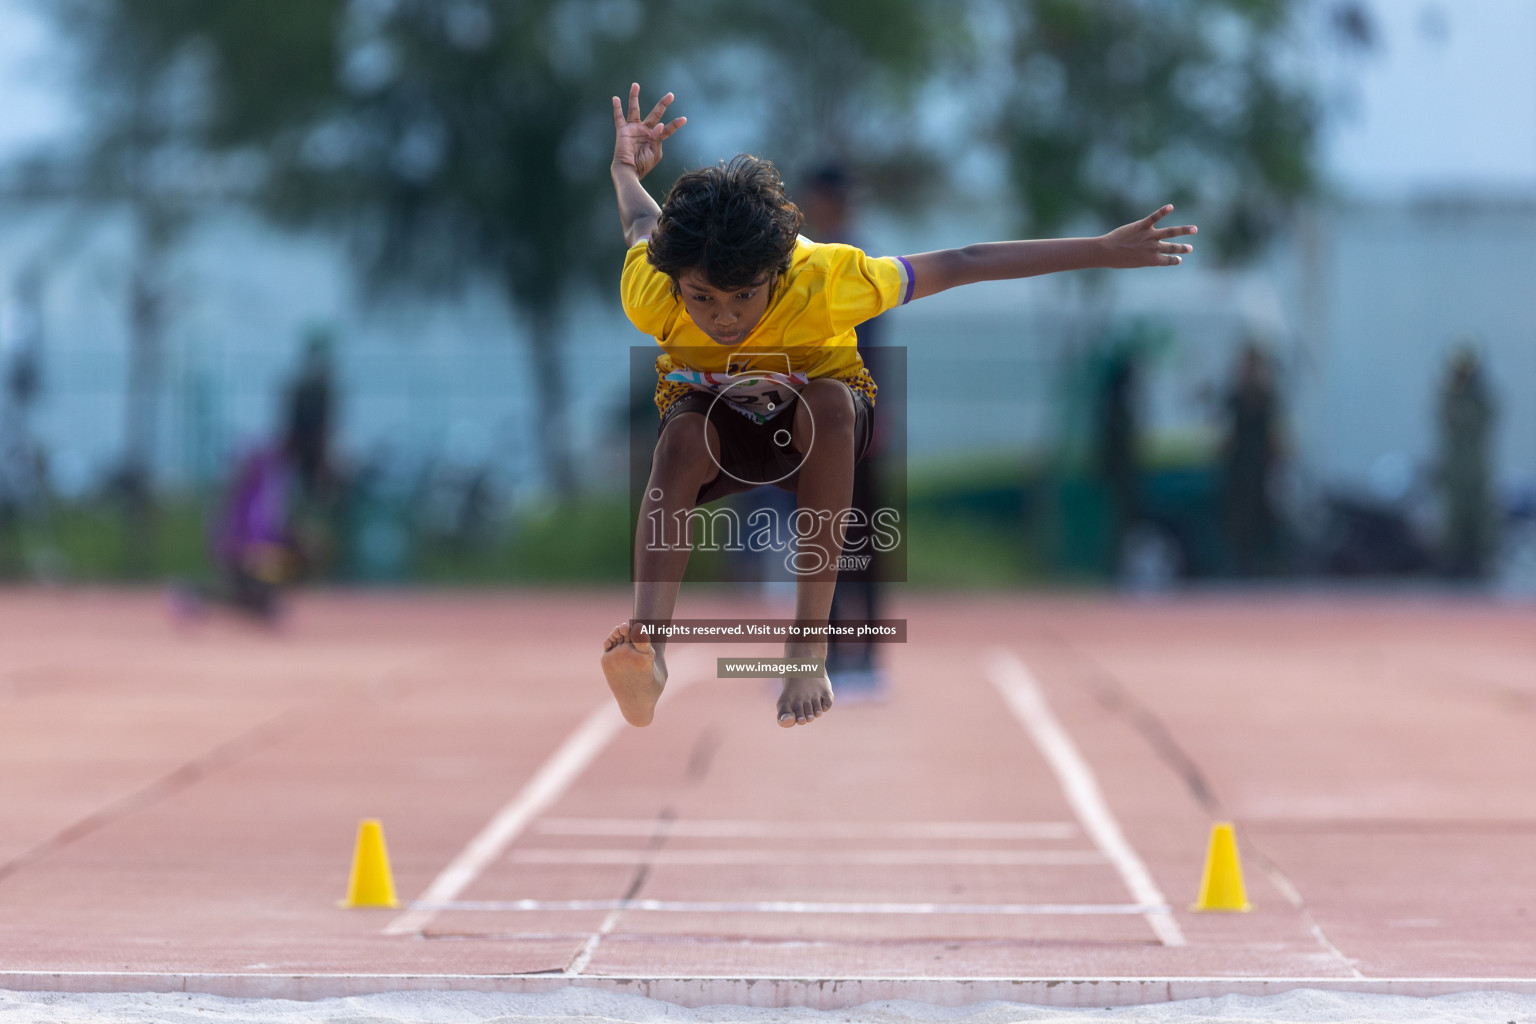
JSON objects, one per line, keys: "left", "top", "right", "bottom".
{"left": 339, "top": 819, "right": 399, "bottom": 908}
{"left": 1191, "top": 821, "right": 1251, "bottom": 912}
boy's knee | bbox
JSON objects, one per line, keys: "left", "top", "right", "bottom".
{"left": 799, "top": 379, "right": 856, "bottom": 434}
{"left": 654, "top": 414, "right": 717, "bottom": 475}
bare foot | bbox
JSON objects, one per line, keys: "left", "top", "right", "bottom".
{"left": 601, "top": 622, "right": 667, "bottom": 726}
{"left": 777, "top": 673, "right": 833, "bottom": 728}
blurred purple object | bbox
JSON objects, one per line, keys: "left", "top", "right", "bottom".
{"left": 212, "top": 444, "right": 293, "bottom": 570}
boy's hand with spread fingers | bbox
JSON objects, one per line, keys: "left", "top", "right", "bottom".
{"left": 1098, "top": 204, "right": 1199, "bottom": 268}
{"left": 611, "top": 82, "right": 686, "bottom": 180}
{"left": 610, "top": 83, "right": 685, "bottom": 247}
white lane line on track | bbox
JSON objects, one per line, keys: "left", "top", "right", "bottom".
{"left": 563, "top": 907, "right": 622, "bottom": 976}
{"left": 383, "top": 656, "right": 701, "bottom": 938}
{"left": 986, "top": 649, "right": 1186, "bottom": 948}
{"left": 1254, "top": 850, "right": 1366, "bottom": 978}
{"left": 414, "top": 898, "right": 1166, "bottom": 915}
{"left": 11, "top": 970, "right": 1536, "bottom": 985}
{"left": 535, "top": 819, "right": 1079, "bottom": 839}
{"left": 507, "top": 848, "right": 1104, "bottom": 865}
{"left": 382, "top": 703, "right": 625, "bottom": 937}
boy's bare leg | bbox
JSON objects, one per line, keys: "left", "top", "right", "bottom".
{"left": 602, "top": 412, "right": 718, "bottom": 726}
{"left": 778, "top": 379, "right": 857, "bottom": 727}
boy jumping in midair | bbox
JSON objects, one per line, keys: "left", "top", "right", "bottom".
{"left": 602, "top": 84, "right": 1196, "bottom": 729}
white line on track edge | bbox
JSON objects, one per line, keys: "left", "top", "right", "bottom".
{"left": 8, "top": 970, "right": 1536, "bottom": 984}
{"left": 533, "top": 818, "right": 1079, "bottom": 839}
{"left": 986, "top": 649, "right": 1186, "bottom": 948}
{"left": 563, "top": 907, "right": 622, "bottom": 976}
{"left": 506, "top": 848, "right": 1103, "bottom": 865}
{"left": 382, "top": 654, "right": 703, "bottom": 938}
{"left": 412, "top": 898, "right": 1165, "bottom": 915}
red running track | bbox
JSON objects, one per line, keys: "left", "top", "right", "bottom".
{"left": 0, "top": 587, "right": 1533, "bottom": 1008}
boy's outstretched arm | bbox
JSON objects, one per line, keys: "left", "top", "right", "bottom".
{"left": 902, "top": 205, "right": 1197, "bottom": 301}
{"left": 611, "top": 83, "right": 686, "bottom": 248}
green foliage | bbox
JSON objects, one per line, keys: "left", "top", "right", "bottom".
{"left": 417, "top": 495, "right": 632, "bottom": 583}
{"left": 685, "top": 0, "right": 963, "bottom": 199}
{"left": 992, "top": 0, "right": 1320, "bottom": 260}
{"left": 33, "top": 0, "right": 1329, "bottom": 529}
{"left": 42, "top": 0, "right": 700, "bottom": 495}
{"left": 1, "top": 498, "right": 210, "bottom": 581}
{"left": 50, "top": 0, "right": 647, "bottom": 307}
{"left": 43, "top": 0, "right": 1331, "bottom": 278}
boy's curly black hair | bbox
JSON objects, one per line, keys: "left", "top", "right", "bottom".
{"left": 647, "top": 154, "right": 803, "bottom": 295}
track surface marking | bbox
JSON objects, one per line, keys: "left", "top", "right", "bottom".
{"left": 986, "top": 649, "right": 1185, "bottom": 947}
{"left": 1, "top": 589, "right": 1534, "bottom": 1003}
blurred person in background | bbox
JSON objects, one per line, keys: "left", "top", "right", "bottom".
{"left": 204, "top": 440, "right": 298, "bottom": 621}
{"left": 800, "top": 163, "right": 890, "bottom": 701}
{"left": 173, "top": 335, "right": 342, "bottom": 622}
{"left": 1096, "top": 349, "right": 1140, "bottom": 577}
{"left": 284, "top": 327, "right": 342, "bottom": 578}
{"left": 1, "top": 271, "right": 43, "bottom": 424}
{"left": 1221, "top": 341, "right": 1283, "bottom": 576}
{"left": 170, "top": 435, "right": 298, "bottom": 625}
{"left": 0, "top": 270, "right": 47, "bottom": 576}
{"left": 286, "top": 327, "right": 338, "bottom": 501}
{"left": 1437, "top": 342, "right": 1495, "bottom": 579}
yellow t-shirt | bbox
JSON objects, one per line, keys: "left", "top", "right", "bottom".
{"left": 621, "top": 236, "right": 912, "bottom": 416}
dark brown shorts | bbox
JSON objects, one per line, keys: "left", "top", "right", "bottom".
{"left": 658, "top": 384, "right": 875, "bottom": 506}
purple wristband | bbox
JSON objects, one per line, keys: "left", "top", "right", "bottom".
{"left": 895, "top": 255, "right": 916, "bottom": 305}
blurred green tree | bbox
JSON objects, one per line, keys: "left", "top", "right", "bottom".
{"left": 681, "top": 0, "right": 962, "bottom": 202}
{"left": 26, "top": 0, "right": 236, "bottom": 569}
{"left": 45, "top": 0, "right": 960, "bottom": 498}
{"left": 988, "top": 0, "right": 1329, "bottom": 260}
{"left": 40, "top": 0, "right": 1342, "bottom": 510}
{"left": 671, "top": 0, "right": 1336, "bottom": 259}
{"left": 51, "top": 0, "right": 684, "bottom": 497}
{"left": 37, "top": 0, "right": 691, "bottom": 497}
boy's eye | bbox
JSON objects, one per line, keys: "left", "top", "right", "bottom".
{"left": 691, "top": 294, "right": 711, "bottom": 302}
{"left": 736, "top": 291, "right": 756, "bottom": 300}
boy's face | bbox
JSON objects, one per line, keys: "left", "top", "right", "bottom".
{"left": 677, "top": 270, "right": 772, "bottom": 346}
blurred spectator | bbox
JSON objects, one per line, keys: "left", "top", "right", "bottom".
{"left": 2, "top": 271, "right": 43, "bottom": 416}
{"left": 799, "top": 164, "right": 854, "bottom": 245}
{"left": 802, "top": 163, "right": 890, "bottom": 700}
{"left": 339, "top": 442, "right": 416, "bottom": 583}
{"left": 284, "top": 328, "right": 342, "bottom": 577}
{"left": 286, "top": 327, "right": 338, "bottom": 501}
{"left": 1437, "top": 343, "right": 1495, "bottom": 578}
{"left": 172, "top": 441, "right": 297, "bottom": 623}
{"left": 173, "top": 329, "right": 343, "bottom": 620}
{"left": 1221, "top": 342, "right": 1283, "bottom": 575}
{"left": 0, "top": 271, "right": 47, "bottom": 576}
{"left": 1096, "top": 350, "right": 1140, "bottom": 575}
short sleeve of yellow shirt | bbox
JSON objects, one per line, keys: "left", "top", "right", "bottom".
{"left": 620, "top": 236, "right": 912, "bottom": 415}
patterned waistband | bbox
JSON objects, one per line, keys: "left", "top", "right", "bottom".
{"left": 654, "top": 363, "right": 877, "bottom": 418}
